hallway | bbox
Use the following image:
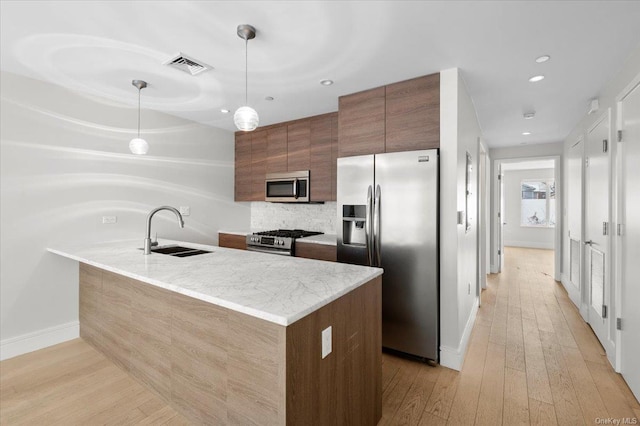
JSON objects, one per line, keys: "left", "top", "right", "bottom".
{"left": 380, "top": 247, "right": 640, "bottom": 425}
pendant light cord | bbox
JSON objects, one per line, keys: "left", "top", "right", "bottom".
{"left": 137, "top": 87, "right": 141, "bottom": 138}
{"left": 245, "top": 38, "right": 248, "bottom": 105}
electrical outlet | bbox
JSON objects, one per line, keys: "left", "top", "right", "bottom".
{"left": 179, "top": 206, "right": 190, "bottom": 216}
{"left": 322, "top": 326, "right": 332, "bottom": 359}
{"left": 102, "top": 216, "right": 117, "bottom": 224}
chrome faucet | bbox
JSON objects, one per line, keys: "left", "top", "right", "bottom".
{"left": 144, "top": 206, "right": 185, "bottom": 254}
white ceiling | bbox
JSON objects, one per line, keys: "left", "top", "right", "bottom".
{"left": 1, "top": 1, "right": 639, "bottom": 148}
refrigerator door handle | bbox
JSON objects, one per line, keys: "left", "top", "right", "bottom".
{"left": 366, "top": 185, "right": 374, "bottom": 266}
{"left": 374, "top": 184, "right": 382, "bottom": 267}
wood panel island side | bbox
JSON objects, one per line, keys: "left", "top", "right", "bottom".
{"left": 49, "top": 240, "right": 382, "bottom": 425}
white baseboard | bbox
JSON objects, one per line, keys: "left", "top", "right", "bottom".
{"left": 440, "top": 298, "right": 480, "bottom": 371}
{"left": 504, "top": 241, "right": 554, "bottom": 250}
{"left": 1, "top": 321, "right": 79, "bottom": 361}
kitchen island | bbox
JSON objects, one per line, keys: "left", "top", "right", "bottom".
{"left": 48, "top": 240, "right": 383, "bottom": 425}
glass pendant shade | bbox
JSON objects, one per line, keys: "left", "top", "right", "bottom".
{"left": 129, "top": 137, "right": 149, "bottom": 155}
{"left": 234, "top": 106, "right": 259, "bottom": 131}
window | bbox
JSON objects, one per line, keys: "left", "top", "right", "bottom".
{"left": 521, "top": 180, "right": 555, "bottom": 227}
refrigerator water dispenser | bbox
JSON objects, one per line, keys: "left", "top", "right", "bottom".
{"left": 341, "top": 205, "right": 367, "bottom": 246}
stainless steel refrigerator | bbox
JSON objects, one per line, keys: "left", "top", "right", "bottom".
{"left": 337, "top": 149, "right": 439, "bottom": 361}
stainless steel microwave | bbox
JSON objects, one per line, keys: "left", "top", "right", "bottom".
{"left": 265, "top": 171, "right": 310, "bottom": 202}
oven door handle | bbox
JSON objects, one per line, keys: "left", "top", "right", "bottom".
{"left": 246, "top": 246, "right": 292, "bottom": 256}
{"left": 293, "top": 178, "right": 299, "bottom": 199}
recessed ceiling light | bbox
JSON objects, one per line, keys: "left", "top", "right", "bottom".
{"left": 265, "top": 96, "right": 274, "bottom": 101}
{"left": 220, "top": 109, "right": 229, "bottom": 114}
{"left": 523, "top": 112, "right": 535, "bottom": 119}
{"left": 320, "top": 79, "right": 334, "bottom": 86}
{"left": 535, "top": 55, "right": 551, "bottom": 63}
{"left": 529, "top": 75, "right": 545, "bottom": 82}
{"left": 522, "top": 131, "right": 531, "bottom": 136}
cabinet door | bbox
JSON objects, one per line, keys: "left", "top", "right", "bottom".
{"left": 295, "top": 242, "right": 337, "bottom": 262}
{"left": 330, "top": 113, "right": 338, "bottom": 201}
{"left": 287, "top": 121, "right": 310, "bottom": 171}
{"left": 251, "top": 130, "right": 267, "bottom": 201}
{"left": 385, "top": 73, "right": 440, "bottom": 152}
{"left": 267, "top": 126, "right": 288, "bottom": 174}
{"left": 235, "top": 133, "right": 252, "bottom": 201}
{"left": 338, "top": 87, "right": 385, "bottom": 157}
{"left": 310, "top": 115, "right": 332, "bottom": 202}
{"left": 218, "top": 233, "right": 247, "bottom": 250}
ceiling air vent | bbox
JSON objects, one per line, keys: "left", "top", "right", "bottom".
{"left": 163, "top": 52, "right": 212, "bottom": 76}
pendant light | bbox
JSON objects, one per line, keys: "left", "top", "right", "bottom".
{"left": 129, "top": 79, "right": 149, "bottom": 155}
{"left": 234, "top": 24, "right": 259, "bottom": 131}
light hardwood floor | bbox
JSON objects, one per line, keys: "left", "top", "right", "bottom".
{"left": 1, "top": 247, "right": 638, "bottom": 425}
{"left": 381, "top": 247, "right": 640, "bottom": 425}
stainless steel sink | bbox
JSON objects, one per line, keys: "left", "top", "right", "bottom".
{"left": 144, "top": 244, "right": 212, "bottom": 257}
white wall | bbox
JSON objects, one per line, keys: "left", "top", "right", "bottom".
{"left": 503, "top": 168, "right": 555, "bottom": 249}
{"left": 250, "top": 202, "right": 336, "bottom": 234}
{"left": 439, "top": 68, "right": 481, "bottom": 370}
{"left": 0, "top": 72, "right": 250, "bottom": 359}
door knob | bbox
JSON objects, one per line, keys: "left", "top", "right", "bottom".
{"left": 584, "top": 240, "right": 594, "bottom": 246}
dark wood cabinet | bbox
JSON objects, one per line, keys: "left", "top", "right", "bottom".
{"left": 338, "top": 87, "right": 386, "bottom": 158}
{"left": 295, "top": 241, "right": 337, "bottom": 262}
{"left": 385, "top": 73, "right": 440, "bottom": 152}
{"left": 287, "top": 121, "right": 311, "bottom": 172}
{"left": 331, "top": 113, "right": 339, "bottom": 201}
{"left": 251, "top": 130, "right": 267, "bottom": 201}
{"left": 337, "top": 72, "right": 440, "bottom": 158}
{"left": 234, "top": 133, "right": 252, "bottom": 201}
{"left": 219, "top": 233, "right": 247, "bottom": 250}
{"left": 266, "top": 126, "right": 287, "bottom": 174}
{"left": 310, "top": 114, "right": 333, "bottom": 202}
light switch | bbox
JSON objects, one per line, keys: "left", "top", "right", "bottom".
{"left": 179, "top": 206, "right": 190, "bottom": 216}
{"left": 321, "top": 326, "right": 332, "bottom": 359}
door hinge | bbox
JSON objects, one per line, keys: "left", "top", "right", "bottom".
{"left": 602, "top": 305, "right": 607, "bottom": 319}
{"left": 585, "top": 157, "right": 589, "bottom": 167}
{"left": 617, "top": 317, "right": 622, "bottom": 330}
{"left": 618, "top": 223, "right": 623, "bottom": 236}
{"left": 498, "top": 212, "right": 501, "bottom": 218}
{"left": 498, "top": 249, "right": 501, "bottom": 255}
{"left": 618, "top": 130, "right": 623, "bottom": 142}
{"left": 498, "top": 174, "right": 502, "bottom": 180}
{"left": 603, "top": 221, "right": 609, "bottom": 236}
{"left": 602, "top": 139, "right": 608, "bottom": 153}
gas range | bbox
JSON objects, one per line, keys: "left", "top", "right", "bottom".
{"left": 246, "top": 229, "right": 323, "bottom": 256}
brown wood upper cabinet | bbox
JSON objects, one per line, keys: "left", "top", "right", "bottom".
{"left": 266, "top": 126, "right": 287, "bottom": 174}
{"left": 250, "top": 130, "right": 267, "bottom": 201}
{"left": 385, "top": 73, "right": 440, "bottom": 152}
{"left": 338, "top": 86, "right": 386, "bottom": 158}
{"left": 338, "top": 72, "right": 440, "bottom": 157}
{"left": 234, "top": 112, "right": 337, "bottom": 202}
{"left": 287, "top": 121, "right": 311, "bottom": 172}
{"left": 234, "top": 133, "right": 252, "bottom": 201}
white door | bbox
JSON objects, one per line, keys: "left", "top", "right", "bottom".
{"left": 585, "top": 111, "right": 614, "bottom": 360}
{"left": 567, "top": 139, "right": 583, "bottom": 309}
{"left": 497, "top": 164, "right": 505, "bottom": 272}
{"left": 620, "top": 81, "right": 640, "bottom": 400}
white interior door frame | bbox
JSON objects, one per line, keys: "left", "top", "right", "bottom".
{"left": 492, "top": 155, "right": 562, "bottom": 280}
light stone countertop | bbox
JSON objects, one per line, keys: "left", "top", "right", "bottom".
{"left": 297, "top": 234, "right": 337, "bottom": 246}
{"left": 48, "top": 239, "right": 381, "bottom": 326}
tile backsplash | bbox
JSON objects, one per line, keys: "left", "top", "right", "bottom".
{"left": 251, "top": 202, "right": 337, "bottom": 234}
